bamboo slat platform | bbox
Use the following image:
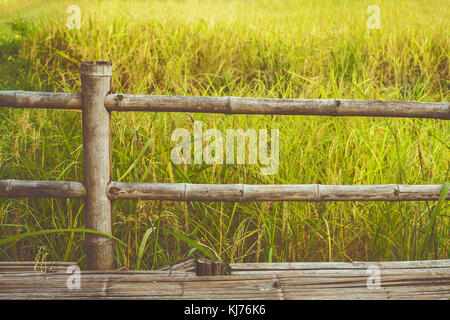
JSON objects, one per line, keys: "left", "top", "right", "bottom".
{"left": 0, "top": 260, "right": 449, "bottom": 300}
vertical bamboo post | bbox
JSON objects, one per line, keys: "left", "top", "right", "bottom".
{"left": 81, "top": 61, "right": 114, "bottom": 270}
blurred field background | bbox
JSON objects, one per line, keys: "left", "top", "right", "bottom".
{"left": 0, "top": 0, "right": 448, "bottom": 269}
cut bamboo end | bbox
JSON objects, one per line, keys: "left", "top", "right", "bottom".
{"left": 195, "top": 259, "right": 227, "bottom": 276}
{"left": 81, "top": 61, "right": 112, "bottom": 77}
{"left": 81, "top": 60, "right": 114, "bottom": 270}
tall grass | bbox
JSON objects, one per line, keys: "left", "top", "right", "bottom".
{"left": 0, "top": 0, "right": 448, "bottom": 269}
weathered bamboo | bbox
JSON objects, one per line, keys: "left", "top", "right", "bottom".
{"left": 0, "top": 180, "right": 85, "bottom": 198}
{"left": 81, "top": 61, "right": 114, "bottom": 270}
{"left": 0, "top": 91, "right": 82, "bottom": 109}
{"left": 107, "top": 182, "right": 449, "bottom": 202}
{"left": 159, "top": 258, "right": 195, "bottom": 272}
{"left": 1, "top": 90, "right": 449, "bottom": 119}
{"left": 1, "top": 180, "right": 447, "bottom": 201}
{"left": 1, "top": 260, "right": 449, "bottom": 299}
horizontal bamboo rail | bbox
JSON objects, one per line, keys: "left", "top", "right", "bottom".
{"left": 1, "top": 180, "right": 448, "bottom": 202}
{"left": 106, "top": 182, "right": 449, "bottom": 202}
{"left": 1, "top": 90, "right": 449, "bottom": 119}
{"left": 0, "top": 180, "right": 85, "bottom": 198}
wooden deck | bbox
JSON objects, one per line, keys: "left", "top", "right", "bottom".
{"left": 0, "top": 260, "right": 449, "bottom": 299}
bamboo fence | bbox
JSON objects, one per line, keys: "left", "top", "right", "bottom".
{"left": 0, "top": 61, "right": 448, "bottom": 270}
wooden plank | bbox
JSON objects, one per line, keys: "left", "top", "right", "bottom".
{"left": 230, "top": 260, "right": 450, "bottom": 272}
{"left": 1, "top": 90, "right": 448, "bottom": 119}
{"left": 0, "top": 261, "right": 448, "bottom": 299}
{"left": 0, "top": 261, "right": 75, "bottom": 266}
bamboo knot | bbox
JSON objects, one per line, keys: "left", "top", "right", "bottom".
{"left": 239, "top": 184, "right": 245, "bottom": 201}
{"left": 333, "top": 99, "right": 341, "bottom": 116}
{"left": 394, "top": 186, "right": 400, "bottom": 197}
{"left": 226, "top": 96, "right": 232, "bottom": 114}
{"left": 15, "top": 91, "right": 24, "bottom": 108}
{"left": 108, "top": 186, "right": 121, "bottom": 197}
{"left": 447, "top": 102, "right": 450, "bottom": 119}
{"left": 182, "top": 183, "right": 187, "bottom": 201}
{"left": 114, "top": 94, "right": 124, "bottom": 110}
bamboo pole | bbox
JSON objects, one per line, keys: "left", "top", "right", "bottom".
{"left": 106, "top": 95, "right": 450, "bottom": 120}
{"left": 1, "top": 180, "right": 447, "bottom": 201}
{"left": 107, "top": 182, "right": 449, "bottom": 202}
{"left": 0, "top": 91, "right": 82, "bottom": 109}
{"left": 1, "top": 90, "right": 448, "bottom": 119}
{"left": 0, "top": 180, "right": 85, "bottom": 198}
{"left": 81, "top": 61, "right": 114, "bottom": 270}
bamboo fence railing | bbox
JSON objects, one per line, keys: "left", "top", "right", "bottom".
{"left": 1, "top": 90, "right": 449, "bottom": 119}
{"left": 0, "top": 61, "right": 448, "bottom": 270}
{"left": 1, "top": 180, "right": 448, "bottom": 202}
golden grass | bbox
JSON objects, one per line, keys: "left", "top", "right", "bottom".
{"left": 0, "top": 0, "right": 448, "bottom": 268}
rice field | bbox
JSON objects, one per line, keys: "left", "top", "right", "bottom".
{"left": 0, "top": 0, "right": 448, "bottom": 269}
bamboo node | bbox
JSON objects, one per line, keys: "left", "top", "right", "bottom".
{"left": 226, "top": 96, "right": 232, "bottom": 114}
{"left": 182, "top": 183, "right": 187, "bottom": 201}
{"left": 108, "top": 186, "right": 121, "bottom": 197}
{"left": 394, "top": 186, "right": 400, "bottom": 197}
{"left": 334, "top": 99, "right": 341, "bottom": 115}
{"left": 15, "top": 91, "right": 23, "bottom": 108}
{"left": 114, "top": 94, "right": 124, "bottom": 110}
